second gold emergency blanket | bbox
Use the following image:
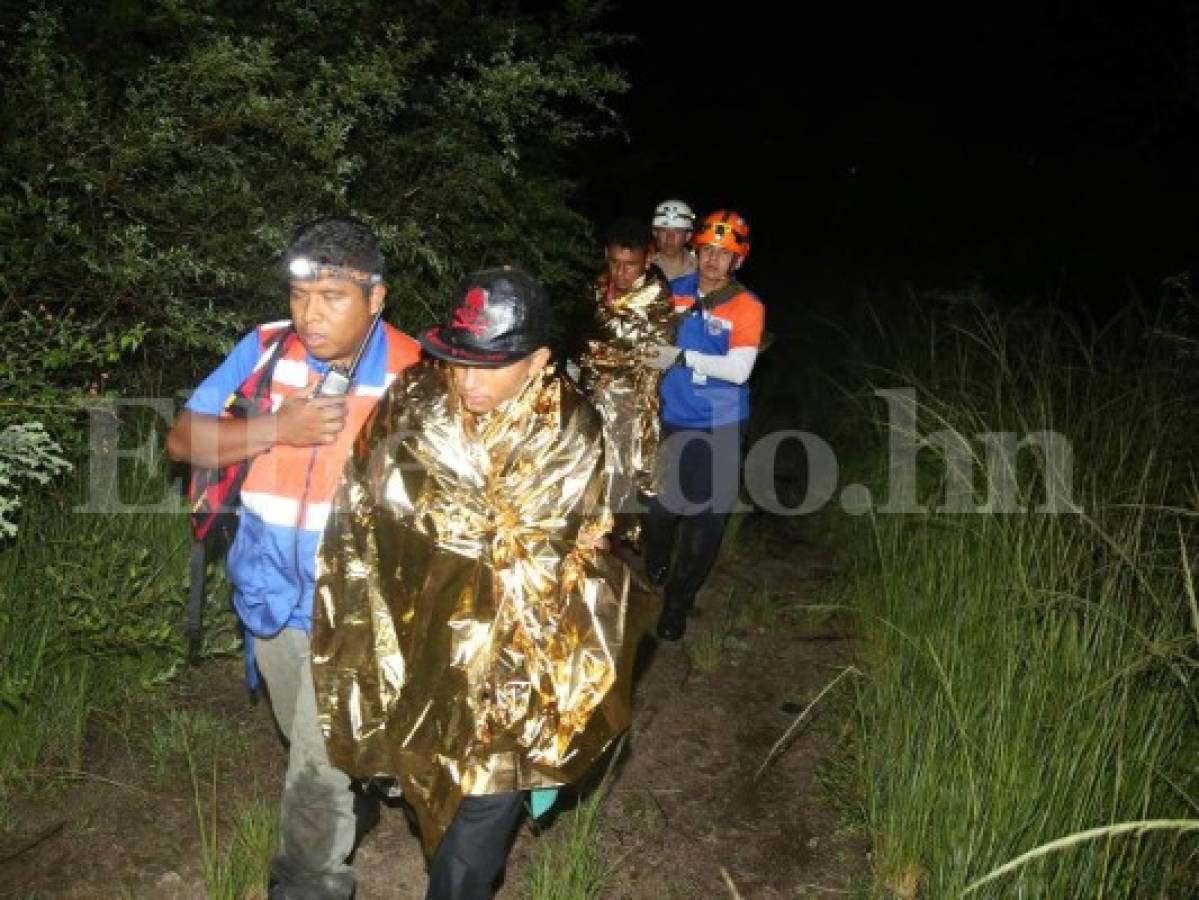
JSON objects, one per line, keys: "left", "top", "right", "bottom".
{"left": 578, "top": 268, "right": 676, "bottom": 511}
{"left": 312, "top": 363, "right": 648, "bottom": 855}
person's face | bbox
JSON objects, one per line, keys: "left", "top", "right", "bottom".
{"left": 449, "top": 348, "right": 552, "bottom": 414}
{"left": 697, "top": 243, "right": 739, "bottom": 289}
{"left": 605, "top": 244, "right": 649, "bottom": 294}
{"left": 289, "top": 277, "right": 384, "bottom": 365}
{"left": 653, "top": 227, "right": 690, "bottom": 257}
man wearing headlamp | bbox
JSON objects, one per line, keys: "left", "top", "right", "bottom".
{"left": 167, "top": 216, "right": 420, "bottom": 899}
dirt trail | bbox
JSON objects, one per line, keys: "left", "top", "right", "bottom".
{"left": 1, "top": 536, "right": 866, "bottom": 899}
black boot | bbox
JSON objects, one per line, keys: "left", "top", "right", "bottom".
{"left": 646, "top": 560, "right": 670, "bottom": 587}
{"left": 346, "top": 779, "right": 381, "bottom": 864}
{"left": 655, "top": 598, "right": 688, "bottom": 641}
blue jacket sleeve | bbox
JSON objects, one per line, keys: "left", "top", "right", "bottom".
{"left": 184, "top": 331, "right": 263, "bottom": 415}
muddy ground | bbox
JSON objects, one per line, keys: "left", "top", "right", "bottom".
{"left": 0, "top": 534, "right": 867, "bottom": 899}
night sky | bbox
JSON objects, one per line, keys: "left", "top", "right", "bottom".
{"left": 597, "top": 1, "right": 1199, "bottom": 314}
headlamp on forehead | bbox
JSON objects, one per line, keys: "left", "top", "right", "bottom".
{"left": 288, "top": 256, "right": 382, "bottom": 285}
{"left": 710, "top": 223, "right": 745, "bottom": 244}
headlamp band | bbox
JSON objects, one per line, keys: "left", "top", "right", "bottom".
{"left": 288, "top": 256, "right": 382, "bottom": 285}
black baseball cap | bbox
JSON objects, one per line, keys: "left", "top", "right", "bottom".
{"left": 419, "top": 267, "right": 552, "bottom": 367}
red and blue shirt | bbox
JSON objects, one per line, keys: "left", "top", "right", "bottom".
{"left": 659, "top": 273, "right": 765, "bottom": 428}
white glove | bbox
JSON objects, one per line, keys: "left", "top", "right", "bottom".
{"left": 643, "top": 344, "right": 682, "bottom": 370}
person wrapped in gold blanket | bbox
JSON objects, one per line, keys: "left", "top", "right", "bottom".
{"left": 311, "top": 267, "right": 653, "bottom": 899}
{"left": 577, "top": 217, "right": 677, "bottom": 546}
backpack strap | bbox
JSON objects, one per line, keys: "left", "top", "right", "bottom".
{"left": 188, "top": 326, "right": 296, "bottom": 541}
{"left": 228, "top": 325, "right": 296, "bottom": 414}
{"left": 698, "top": 279, "right": 744, "bottom": 311}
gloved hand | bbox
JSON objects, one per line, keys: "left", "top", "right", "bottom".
{"left": 643, "top": 344, "right": 682, "bottom": 370}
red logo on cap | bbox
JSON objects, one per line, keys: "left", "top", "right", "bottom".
{"left": 452, "top": 286, "right": 487, "bottom": 336}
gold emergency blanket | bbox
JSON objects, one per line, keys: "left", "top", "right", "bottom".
{"left": 578, "top": 268, "right": 676, "bottom": 530}
{"left": 311, "top": 362, "right": 653, "bottom": 856}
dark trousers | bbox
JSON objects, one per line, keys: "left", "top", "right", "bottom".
{"left": 644, "top": 421, "right": 746, "bottom": 610}
{"left": 426, "top": 791, "right": 525, "bottom": 900}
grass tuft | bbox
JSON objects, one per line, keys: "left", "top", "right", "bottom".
{"left": 148, "top": 707, "right": 246, "bottom": 781}
{"left": 187, "top": 734, "right": 278, "bottom": 900}
{"left": 524, "top": 788, "right": 612, "bottom": 900}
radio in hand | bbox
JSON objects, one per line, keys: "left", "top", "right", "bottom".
{"left": 314, "top": 310, "right": 383, "bottom": 396}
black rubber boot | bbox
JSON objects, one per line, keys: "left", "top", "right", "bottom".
{"left": 346, "top": 779, "right": 381, "bottom": 864}
{"left": 655, "top": 600, "right": 688, "bottom": 641}
{"left": 646, "top": 560, "right": 670, "bottom": 587}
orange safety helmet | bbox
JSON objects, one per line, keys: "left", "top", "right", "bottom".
{"left": 692, "top": 209, "right": 751, "bottom": 260}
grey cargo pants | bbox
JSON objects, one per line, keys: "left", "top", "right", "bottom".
{"left": 256, "top": 627, "right": 357, "bottom": 900}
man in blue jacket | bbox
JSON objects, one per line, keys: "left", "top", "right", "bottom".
{"left": 167, "top": 216, "right": 420, "bottom": 899}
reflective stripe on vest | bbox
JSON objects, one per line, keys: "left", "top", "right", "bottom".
{"left": 239, "top": 322, "right": 419, "bottom": 531}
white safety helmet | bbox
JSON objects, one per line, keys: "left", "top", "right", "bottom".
{"left": 651, "top": 199, "right": 695, "bottom": 231}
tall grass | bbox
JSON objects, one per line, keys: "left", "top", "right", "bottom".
{"left": 523, "top": 787, "right": 612, "bottom": 900}
{"left": 832, "top": 296, "right": 1199, "bottom": 896}
{"left": 0, "top": 410, "right": 191, "bottom": 817}
{"left": 523, "top": 742, "right": 628, "bottom": 900}
{"left": 188, "top": 738, "right": 279, "bottom": 900}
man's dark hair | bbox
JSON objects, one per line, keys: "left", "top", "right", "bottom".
{"left": 287, "top": 215, "right": 386, "bottom": 277}
{"left": 604, "top": 216, "right": 651, "bottom": 252}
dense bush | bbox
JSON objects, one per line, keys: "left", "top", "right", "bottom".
{"left": 0, "top": 422, "right": 70, "bottom": 537}
{"left": 0, "top": 0, "right": 626, "bottom": 518}
{"left": 0, "top": 0, "right": 626, "bottom": 812}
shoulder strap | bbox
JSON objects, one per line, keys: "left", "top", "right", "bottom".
{"left": 700, "top": 280, "right": 744, "bottom": 310}
{"left": 238, "top": 325, "right": 297, "bottom": 404}
{"left": 184, "top": 324, "right": 296, "bottom": 661}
